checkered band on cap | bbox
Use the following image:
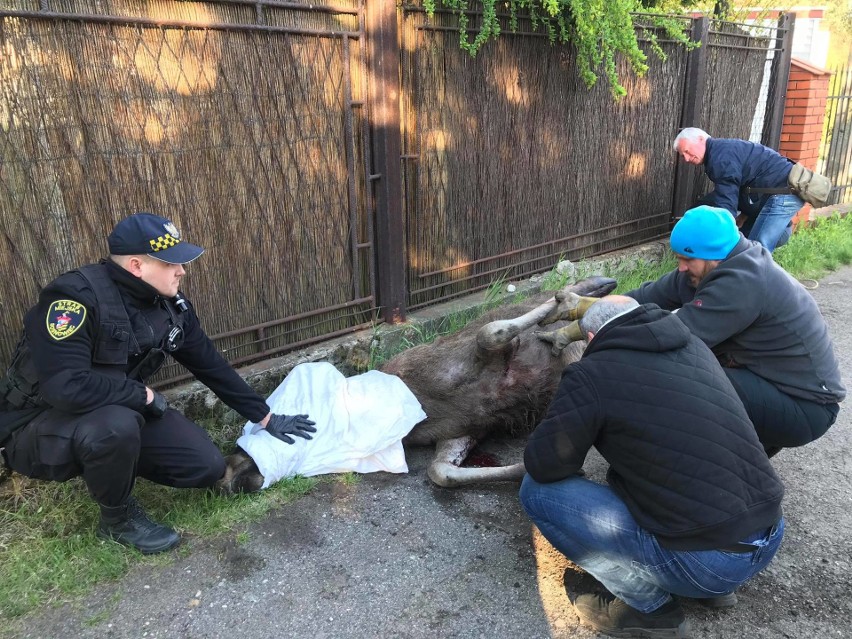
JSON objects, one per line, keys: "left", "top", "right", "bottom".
{"left": 149, "top": 234, "right": 180, "bottom": 252}
{"left": 108, "top": 212, "right": 204, "bottom": 264}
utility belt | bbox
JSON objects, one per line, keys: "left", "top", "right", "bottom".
{"left": 745, "top": 186, "right": 793, "bottom": 196}
{"left": 0, "top": 332, "right": 45, "bottom": 411}
{"left": 746, "top": 163, "right": 832, "bottom": 208}
{"left": 0, "top": 376, "right": 44, "bottom": 410}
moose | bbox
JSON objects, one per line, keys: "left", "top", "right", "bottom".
{"left": 217, "top": 276, "right": 616, "bottom": 493}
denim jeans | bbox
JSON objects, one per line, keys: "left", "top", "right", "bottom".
{"left": 519, "top": 475, "right": 784, "bottom": 613}
{"left": 743, "top": 194, "right": 803, "bottom": 252}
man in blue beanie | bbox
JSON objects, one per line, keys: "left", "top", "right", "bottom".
{"left": 537, "top": 205, "right": 844, "bottom": 454}
{"left": 626, "top": 205, "right": 844, "bottom": 454}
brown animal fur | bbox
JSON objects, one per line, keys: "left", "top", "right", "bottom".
{"left": 382, "top": 301, "right": 584, "bottom": 446}
{"left": 221, "top": 276, "right": 615, "bottom": 490}
{"left": 380, "top": 277, "right": 615, "bottom": 485}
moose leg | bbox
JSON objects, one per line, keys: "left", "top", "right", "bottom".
{"left": 427, "top": 436, "right": 526, "bottom": 488}
{"left": 476, "top": 276, "right": 617, "bottom": 352}
{"left": 476, "top": 299, "right": 559, "bottom": 352}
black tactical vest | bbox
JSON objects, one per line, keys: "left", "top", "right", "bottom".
{"left": 0, "top": 263, "right": 184, "bottom": 443}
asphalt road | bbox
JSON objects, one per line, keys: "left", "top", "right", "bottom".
{"left": 8, "top": 266, "right": 852, "bottom": 639}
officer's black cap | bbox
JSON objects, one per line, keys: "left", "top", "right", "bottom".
{"left": 108, "top": 213, "right": 204, "bottom": 265}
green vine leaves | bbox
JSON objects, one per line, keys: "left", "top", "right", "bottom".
{"left": 420, "top": 0, "right": 696, "bottom": 98}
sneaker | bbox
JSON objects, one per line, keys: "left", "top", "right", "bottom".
{"left": 574, "top": 592, "right": 692, "bottom": 638}
{"left": 696, "top": 592, "right": 738, "bottom": 608}
{"left": 97, "top": 498, "right": 180, "bottom": 555}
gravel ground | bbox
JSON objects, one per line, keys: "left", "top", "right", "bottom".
{"left": 6, "top": 266, "right": 852, "bottom": 639}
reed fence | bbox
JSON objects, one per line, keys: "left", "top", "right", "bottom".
{"left": 0, "top": 1, "right": 794, "bottom": 385}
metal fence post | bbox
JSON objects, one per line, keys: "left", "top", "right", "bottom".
{"left": 671, "top": 16, "right": 709, "bottom": 219}
{"left": 762, "top": 12, "right": 795, "bottom": 149}
{"left": 365, "top": 0, "right": 407, "bottom": 323}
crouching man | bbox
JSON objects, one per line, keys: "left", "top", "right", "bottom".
{"left": 520, "top": 296, "right": 784, "bottom": 639}
{"left": 0, "top": 213, "right": 316, "bottom": 554}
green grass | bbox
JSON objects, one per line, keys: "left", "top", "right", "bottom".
{"left": 538, "top": 254, "right": 679, "bottom": 295}
{"left": 0, "top": 472, "right": 318, "bottom": 622}
{"left": 366, "top": 277, "right": 510, "bottom": 370}
{"left": 774, "top": 213, "right": 852, "bottom": 279}
{"left": 2, "top": 213, "right": 849, "bottom": 625}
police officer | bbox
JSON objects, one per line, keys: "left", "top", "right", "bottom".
{"left": 0, "top": 213, "right": 317, "bottom": 554}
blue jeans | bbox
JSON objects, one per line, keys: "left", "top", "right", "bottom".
{"left": 519, "top": 475, "right": 784, "bottom": 613}
{"left": 744, "top": 194, "right": 803, "bottom": 252}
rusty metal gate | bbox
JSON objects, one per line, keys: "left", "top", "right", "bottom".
{"left": 0, "top": 0, "right": 378, "bottom": 385}
{"left": 672, "top": 14, "right": 795, "bottom": 216}
{"left": 0, "top": 2, "right": 796, "bottom": 380}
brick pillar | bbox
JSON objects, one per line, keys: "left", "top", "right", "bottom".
{"left": 779, "top": 58, "right": 832, "bottom": 227}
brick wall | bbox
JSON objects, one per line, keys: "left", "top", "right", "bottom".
{"left": 779, "top": 58, "right": 832, "bottom": 226}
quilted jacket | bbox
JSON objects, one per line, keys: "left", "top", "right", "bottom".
{"left": 524, "top": 304, "right": 784, "bottom": 550}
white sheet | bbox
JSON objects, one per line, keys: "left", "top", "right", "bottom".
{"left": 236, "top": 362, "right": 427, "bottom": 488}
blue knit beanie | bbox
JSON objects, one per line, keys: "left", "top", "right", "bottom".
{"left": 670, "top": 205, "right": 740, "bottom": 260}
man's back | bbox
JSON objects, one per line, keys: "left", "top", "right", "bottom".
{"left": 525, "top": 304, "right": 783, "bottom": 550}
{"left": 702, "top": 138, "right": 793, "bottom": 215}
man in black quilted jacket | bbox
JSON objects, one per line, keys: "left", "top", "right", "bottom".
{"left": 521, "top": 295, "right": 784, "bottom": 639}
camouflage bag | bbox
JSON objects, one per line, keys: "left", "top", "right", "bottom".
{"left": 788, "top": 163, "right": 832, "bottom": 208}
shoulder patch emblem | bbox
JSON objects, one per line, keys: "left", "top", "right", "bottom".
{"left": 46, "top": 299, "right": 87, "bottom": 340}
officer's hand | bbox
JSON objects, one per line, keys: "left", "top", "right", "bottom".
{"left": 264, "top": 413, "right": 317, "bottom": 445}
{"left": 535, "top": 321, "right": 585, "bottom": 356}
{"left": 145, "top": 389, "right": 168, "bottom": 418}
{"left": 539, "top": 290, "right": 598, "bottom": 326}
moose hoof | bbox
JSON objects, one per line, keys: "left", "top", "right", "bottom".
{"left": 216, "top": 451, "right": 264, "bottom": 495}
{"left": 427, "top": 462, "right": 464, "bottom": 488}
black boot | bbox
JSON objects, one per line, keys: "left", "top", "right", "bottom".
{"left": 97, "top": 498, "right": 180, "bottom": 554}
{"left": 574, "top": 592, "right": 692, "bottom": 638}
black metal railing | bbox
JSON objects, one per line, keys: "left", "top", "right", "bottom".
{"left": 818, "top": 66, "right": 852, "bottom": 206}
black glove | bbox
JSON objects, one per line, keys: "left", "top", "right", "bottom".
{"left": 264, "top": 413, "right": 317, "bottom": 445}
{"left": 145, "top": 390, "right": 168, "bottom": 418}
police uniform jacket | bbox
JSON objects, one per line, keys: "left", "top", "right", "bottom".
{"left": 698, "top": 138, "right": 795, "bottom": 216}
{"left": 524, "top": 304, "right": 784, "bottom": 551}
{"left": 9, "top": 259, "right": 269, "bottom": 422}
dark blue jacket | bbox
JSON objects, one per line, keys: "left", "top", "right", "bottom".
{"left": 524, "top": 304, "right": 784, "bottom": 551}
{"left": 699, "top": 138, "right": 794, "bottom": 216}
